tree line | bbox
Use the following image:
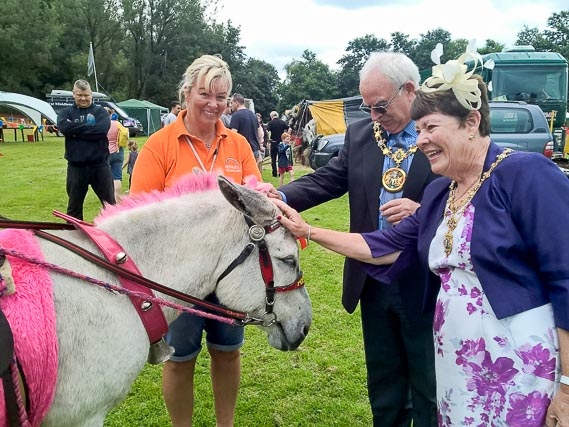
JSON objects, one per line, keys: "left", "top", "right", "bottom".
{"left": 1, "top": 1, "right": 567, "bottom": 119}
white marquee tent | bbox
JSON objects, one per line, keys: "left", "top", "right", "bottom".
{"left": 0, "top": 92, "right": 58, "bottom": 126}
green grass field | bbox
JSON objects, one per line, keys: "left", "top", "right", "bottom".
{"left": 0, "top": 136, "right": 372, "bottom": 426}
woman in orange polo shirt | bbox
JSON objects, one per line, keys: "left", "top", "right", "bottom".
{"left": 130, "top": 54, "right": 260, "bottom": 427}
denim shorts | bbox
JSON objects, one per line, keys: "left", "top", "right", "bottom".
{"left": 165, "top": 293, "right": 245, "bottom": 362}
{"left": 109, "top": 148, "right": 124, "bottom": 180}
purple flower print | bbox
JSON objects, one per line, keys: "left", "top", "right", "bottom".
{"left": 434, "top": 299, "right": 448, "bottom": 334}
{"left": 516, "top": 343, "right": 556, "bottom": 381}
{"left": 464, "top": 352, "right": 518, "bottom": 397}
{"left": 462, "top": 206, "right": 475, "bottom": 242}
{"left": 438, "top": 267, "right": 451, "bottom": 292}
{"left": 438, "top": 390, "right": 452, "bottom": 427}
{"left": 434, "top": 299, "right": 449, "bottom": 356}
{"left": 466, "top": 302, "right": 478, "bottom": 315}
{"left": 506, "top": 391, "right": 550, "bottom": 425}
{"left": 456, "top": 338, "right": 486, "bottom": 366}
{"left": 467, "top": 391, "right": 506, "bottom": 421}
{"left": 470, "top": 287, "right": 481, "bottom": 299}
{"left": 493, "top": 336, "right": 508, "bottom": 348}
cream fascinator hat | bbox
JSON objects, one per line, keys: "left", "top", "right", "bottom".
{"left": 421, "top": 40, "right": 494, "bottom": 111}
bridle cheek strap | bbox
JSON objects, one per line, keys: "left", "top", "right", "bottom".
{"left": 257, "top": 239, "right": 275, "bottom": 312}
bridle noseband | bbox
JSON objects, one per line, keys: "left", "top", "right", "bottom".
{"left": 215, "top": 216, "right": 304, "bottom": 327}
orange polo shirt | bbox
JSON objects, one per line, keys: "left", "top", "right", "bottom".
{"left": 130, "top": 110, "right": 261, "bottom": 194}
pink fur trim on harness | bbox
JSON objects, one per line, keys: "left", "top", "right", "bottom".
{"left": 0, "top": 229, "right": 58, "bottom": 427}
{"left": 95, "top": 172, "right": 266, "bottom": 223}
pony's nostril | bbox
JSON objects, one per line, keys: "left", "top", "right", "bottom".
{"left": 303, "top": 325, "right": 310, "bottom": 337}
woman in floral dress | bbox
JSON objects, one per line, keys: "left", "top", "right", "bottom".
{"left": 273, "top": 44, "right": 569, "bottom": 426}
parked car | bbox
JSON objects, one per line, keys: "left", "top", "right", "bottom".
{"left": 309, "top": 101, "right": 555, "bottom": 170}
{"left": 308, "top": 133, "right": 345, "bottom": 170}
{"left": 488, "top": 101, "right": 554, "bottom": 158}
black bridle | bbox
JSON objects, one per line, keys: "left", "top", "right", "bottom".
{"left": 215, "top": 216, "right": 305, "bottom": 327}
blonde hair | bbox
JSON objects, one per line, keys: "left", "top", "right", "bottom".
{"left": 281, "top": 132, "right": 291, "bottom": 141}
{"left": 178, "top": 54, "right": 232, "bottom": 102}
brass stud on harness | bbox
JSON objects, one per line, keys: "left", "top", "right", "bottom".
{"left": 115, "top": 252, "right": 128, "bottom": 264}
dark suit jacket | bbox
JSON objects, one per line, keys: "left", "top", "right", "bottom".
{"left": 280, "top": 118, "right": 438, "bottom": 325}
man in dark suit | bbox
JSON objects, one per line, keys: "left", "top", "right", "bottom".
{"left": 269, "top": 52, "right": 438, "bottom": 427}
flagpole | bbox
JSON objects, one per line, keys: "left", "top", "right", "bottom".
{"left": 88, "top": 42, "right": 99, "bottom": 93}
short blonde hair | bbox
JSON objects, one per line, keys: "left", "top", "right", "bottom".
{"left": 178, "top": 54, "right": 232, "bottom": 102}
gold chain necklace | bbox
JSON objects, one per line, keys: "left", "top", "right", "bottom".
{"left": 373, "top": 121, "right": 418, "bottom": 192}
{"left": 443, "top": 148, "right": 512, "bottom": 256}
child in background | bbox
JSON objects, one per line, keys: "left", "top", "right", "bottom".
{"left": 122, "top": 140, "right": 139, "bottom": 190}
{"left": 277, "top": 132, "right": 294, "bottom": 186}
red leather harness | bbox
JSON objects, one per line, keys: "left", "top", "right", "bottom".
{"left": 52, "top": 211, "right": 168, "bottom": 344}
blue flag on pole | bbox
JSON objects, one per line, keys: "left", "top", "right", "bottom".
{"left": 88, "top": 43, "right": 95, "bottom": 76}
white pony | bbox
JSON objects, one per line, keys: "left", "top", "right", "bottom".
{"left": 0, "top": 174, "right": 312, "bottom": 426}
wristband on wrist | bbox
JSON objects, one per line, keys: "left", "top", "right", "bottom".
{"left": 560, "top": 375, "right": 569, "bottom": 386}
{"left": 306, "top": 225, "right": 312, "bottom": 244}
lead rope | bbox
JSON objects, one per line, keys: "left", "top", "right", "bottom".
{"left": 0, "top": 247, "right": 237, "bottom": 326}
{"left": 10, "top": 359, "right": 29, "bottom": 427}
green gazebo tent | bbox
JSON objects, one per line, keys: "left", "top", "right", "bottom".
{"left": 117, "top": 99, "right": 167, "bottom": 136}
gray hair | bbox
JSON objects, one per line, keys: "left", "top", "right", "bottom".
{"left": 73, "top": 79, "right": 92, "bottom": 92}
{"left": 178, "top": 54, "right": 232, "bottom": 102}
{"left": 359, "top": 52, "right": 420, "bottom": 89}
{"left": 270, "top": 111, "right": 278, "bottom": 119}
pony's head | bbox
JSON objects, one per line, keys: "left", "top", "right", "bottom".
{"left": 97, "top": 172, "right": 311, "bottom": 351}
{"left": 216, "top": 176, "right": 312, "bottom": 350}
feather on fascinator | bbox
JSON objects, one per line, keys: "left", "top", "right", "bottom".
{"left": 422, "top": 40, "right": 489, "bottom": 111}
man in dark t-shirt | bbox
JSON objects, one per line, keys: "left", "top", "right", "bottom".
{"left": 266, "top": 111, "right": 289, "bottom": 177}
{"left": 229, "top": 93, "right": 260, "bottom": 159}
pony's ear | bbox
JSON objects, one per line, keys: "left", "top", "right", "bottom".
{"left": 218, "top": 176, "right": 277, "bottom": 223}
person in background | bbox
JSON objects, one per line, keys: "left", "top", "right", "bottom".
{"left": 277, "top": 132, "right": 294, "bottom": 185}
{"left": 221, "top": 99, "right": 232, "bottom": 128}
{"left": 256, "top": 112, "right": 268, "bottom": 173}
{"left": 229, "top": 93, "right": 261, "bottom": 163}
{"left": 130, "top": 54, "right": 261, "bottom": 427}
{"left": 122, "top": 140, "right": 138, "bottom": 190}
{"left": 266, "top": 110, "right": 289, "bottom": 178}
{"left": 268, "top": 52, "right": 439, "bottom": 426}
{"left": 57, "top": 79, "right": 115, "bottom": 220}
{"left": 105, "top": 108, "right": 127, "bottom": 201}
{"left": 274, "top": 49, "right": 569, "bottom": 426}
{"left": 162, "top": 101, "right": 182, "bottom": 127}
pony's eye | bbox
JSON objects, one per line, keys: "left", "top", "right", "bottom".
{"left": 280, "top": 256, "right": 297, "bottom": 267}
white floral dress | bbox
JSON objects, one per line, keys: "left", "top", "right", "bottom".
{"left": 429, "top": 203, "right": 560, "bottom": 426}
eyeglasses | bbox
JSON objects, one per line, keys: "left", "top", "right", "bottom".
{"left": 359, "top": 84, "right": 404, "bottom": 115}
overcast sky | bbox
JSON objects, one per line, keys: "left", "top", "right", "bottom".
{"left": 215, "top": 0, "right": 566, "bottom": 77}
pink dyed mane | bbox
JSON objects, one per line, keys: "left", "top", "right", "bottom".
{"left": 95, "top": 173, "right": 271, "bottom": 223}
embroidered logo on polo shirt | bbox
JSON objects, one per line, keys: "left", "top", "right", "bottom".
{"left": 224, "top": 158, "right": 242, "bottom": 173}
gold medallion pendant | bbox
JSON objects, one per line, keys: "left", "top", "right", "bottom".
{"left": 373, "top": 121, "right": 417, "bottom": 193}
{"left": 382, "top": 167, "right": 406, "bottom": 192}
